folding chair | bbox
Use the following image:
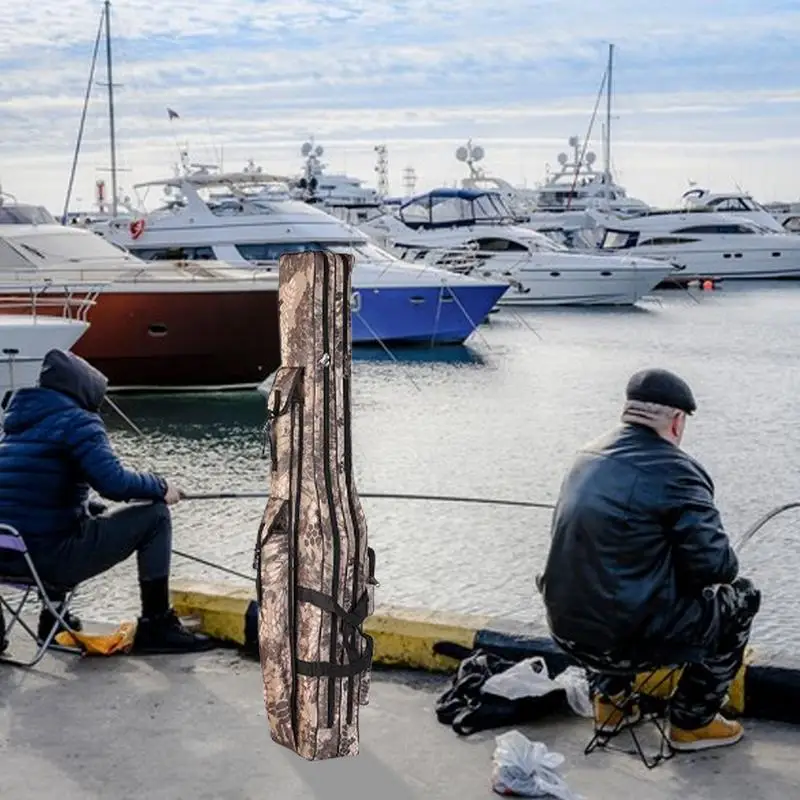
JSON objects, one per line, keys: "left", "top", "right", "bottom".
{"left": 584, "top": 662, "right": 681, "bottom": 769}
{"left": 0, "top": 523, "right": 82, "bottom": 667}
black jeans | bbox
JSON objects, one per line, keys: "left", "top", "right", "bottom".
{"left": 556, "top": 578, "right": 761, "bottom": 730}
{"left": 31, "top": 501, "right": 172, "bottom": 589}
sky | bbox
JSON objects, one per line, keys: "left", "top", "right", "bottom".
{"left": 2, "top": 0, "right": 800, "bottom": 213}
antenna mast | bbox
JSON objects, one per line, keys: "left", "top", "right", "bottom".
{"left": 604, "top": 43, "right": 613, "bottom": 184}
{"left": 104, "top": 0, "right": 119, "bottom": 217}
{"left": 402, "top": 166, "right": 417, "bottom": 196}
{"left": 374, "top": 144, "right": 389, "bottom": 197}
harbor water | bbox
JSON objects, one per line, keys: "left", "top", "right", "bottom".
{"left": 86, "top": 282, "right": 800, "bottom": 656}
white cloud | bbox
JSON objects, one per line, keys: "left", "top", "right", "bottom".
{"left": 1, "top": 0, "right": 800, "bottom": 211}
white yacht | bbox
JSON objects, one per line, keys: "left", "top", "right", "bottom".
{"left": 593, "top": 208, "right": 800, "bottom": 280}
{"left": 358, "top": 188, "right": 677, "bottom": 306}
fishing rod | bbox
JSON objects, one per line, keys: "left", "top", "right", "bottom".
{"left": 168, "top": 491, "right": 556, "bottom": 584}
{"left": 179, "top": 490, "right": 557, "bottom": 512}
{"left": 170, "top": 493, "right": 800, "bottom": 590}
{"left": 733, "top": 501, "right": 800, "bottom": 552}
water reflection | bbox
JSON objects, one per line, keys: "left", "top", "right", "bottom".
{"left": 353, "top": 342, "right": 487, "bottom": 366}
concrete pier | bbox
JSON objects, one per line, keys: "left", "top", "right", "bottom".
{"left": 1, "top": 649, "right": 799, "bottom": 799}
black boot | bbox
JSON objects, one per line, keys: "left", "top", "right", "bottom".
{"left": 37, "top": 605, "right": 82, "bottom": 642}
{"left": 132, "top": 608, "right": 217, "bottom": 654}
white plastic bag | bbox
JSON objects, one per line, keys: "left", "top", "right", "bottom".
{"left": 552, "top": 667, "right": 593, "bottom": 719}
{"left": 491, "top": 730, "right": 583, "bottom": 799}
{"left": 482, "top": 657, "right": 553, "bottom": 700}
{"left": 482, "top": 658, "right": 593, "bottom": 719}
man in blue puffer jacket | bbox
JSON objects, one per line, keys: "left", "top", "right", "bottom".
{"left": 0, "top": 348, "right": 214, "bottom": 655}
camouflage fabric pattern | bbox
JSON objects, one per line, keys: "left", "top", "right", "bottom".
{"left": 257, "top": 251, "right": 374, "bottom": 761}
{"left": 561, "top": 576, "right": 761, "bottom": 730}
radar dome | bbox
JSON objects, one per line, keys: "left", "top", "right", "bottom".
{"left": 557, "top": 152, "right": 568, "bottom": 165}
{"left": 585, "top": 151, "right": 596, "bottom": 164}
{"left": 301, "top": 142, "right": 312, "bottom": 156}
{"left": 472, "top": 145, "right": 485, "bottom": 161}
{"left": 568, "top": 135, "right": 579, "bottom": 147}
{"left": 455, "top": 146, "right": 468, "bottom": 162}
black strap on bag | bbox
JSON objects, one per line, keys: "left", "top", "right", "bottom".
{"left": 294, "top": 586, "right": 374, "bottom": 678}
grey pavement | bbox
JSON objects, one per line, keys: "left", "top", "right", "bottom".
{"left": 0, "top": 645, "right": 799, "bottom": 799}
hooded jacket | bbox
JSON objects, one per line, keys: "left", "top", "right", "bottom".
{"left": 0, "top": 349, "right": 167, "bottom": 550}
{"left": 539, "top": 423, "right": 738, "bottom": 655}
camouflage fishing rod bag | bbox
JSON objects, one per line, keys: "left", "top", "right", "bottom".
{"left": 254, "top": 250, "right": 376, "bottom": 760}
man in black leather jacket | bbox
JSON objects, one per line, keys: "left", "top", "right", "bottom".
{"left": 539, "top": 368, "right": 760, "bottom": 753}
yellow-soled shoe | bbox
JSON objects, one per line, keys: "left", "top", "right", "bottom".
{"left": 669, "top": 713, "right": 744, "bottom": 752}
{"left": 593, "top": 693, "right": 642, "bottom": 733}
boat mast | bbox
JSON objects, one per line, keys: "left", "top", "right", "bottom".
{"left": 61, "top": 7, "right": 104, "bottom": 224}
{"left": 104, "top": 0, "right": 119, "bottom": 217}
{"left": 604, "top": 43, "right": 614, "bottom": 184}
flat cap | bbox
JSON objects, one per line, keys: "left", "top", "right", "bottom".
{"left": 625, "top": 368, "right": 696, "bottom": 414}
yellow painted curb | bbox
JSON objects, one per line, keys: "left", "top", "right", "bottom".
{"left": 169, "top": 580, "right": 753, "bottom": 718}
{"left": 170, "top": 579, "right": 488, "bottom": 671}
{"left": 365, "top": 606, "right": 490, "bottom": 672}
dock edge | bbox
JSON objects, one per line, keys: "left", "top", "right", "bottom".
{"left": 170, "top": 579, "right": 800, "bottom": 725}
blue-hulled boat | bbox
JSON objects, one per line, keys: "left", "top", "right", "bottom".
{"left": 84, "top": 168, "right": 508, "bottom": 346}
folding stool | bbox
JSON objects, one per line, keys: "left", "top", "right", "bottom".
{"left": 584, "top": 662, "right": 682, "bottom": 769}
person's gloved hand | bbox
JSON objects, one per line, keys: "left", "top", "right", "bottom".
{"left": 731, "top": 576, "right": 761, "bottom": 617}
{"left": 164, "top": 481, "right": 184, "bottom": 505}
{"left": 87, "top": 499, "right": 108, "bottom": 517}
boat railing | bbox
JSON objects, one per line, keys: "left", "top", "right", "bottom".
{"left": 0, "top": 281, "right": 106, "bottom": 322}
{"left": 0, "top": 258, "right": 279, "bottom": 285}
{"left": 414, "top": 243, "right": 485, "bottom": 274}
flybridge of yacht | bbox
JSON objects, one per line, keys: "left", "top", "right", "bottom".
{"left": 398, "top": 188, "right": 522, "bottom": 230}
{"left": 126, "top": 170, "right": 363, "bottom": 231}
{"left": 132, "top": 169, "right": 293, "bottom": 191}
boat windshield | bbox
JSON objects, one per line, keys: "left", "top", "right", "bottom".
{"left": 599, "top": 229, "right": 638, "bottom": 250}
{"left": 234, "top": 239, "right": 401, "bottom": 264}
{"left": 4, "top": 229, "right": 136, "bottom": 263}
{"left": 0, "top": 204, "right": 57, "bottom": 225}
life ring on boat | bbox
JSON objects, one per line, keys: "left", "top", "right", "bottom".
{"left": 129, "top": 219, "right": 146, "bottom": 239}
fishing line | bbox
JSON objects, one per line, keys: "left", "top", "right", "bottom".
{"left": 172, "top": 547, "right": 255, "bottom": 583}
{"left": 180, "top": 490, "right": 557, "bottom": 512}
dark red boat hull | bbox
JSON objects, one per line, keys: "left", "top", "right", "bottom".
{"left": 0, "top": 288, "right": 280, "bottom": 390}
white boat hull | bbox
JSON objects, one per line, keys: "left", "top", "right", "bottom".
{"left": 453, "top": 254, "right": 674, "bottom": 306}
{"left": 635, "top": 247, "right": 800, "bottom": 281}
{"left": 0, "top": 316, "right": 90, "bottom": 398}
{"left": 495, "top": 269, "right": 669, "bottom": 306}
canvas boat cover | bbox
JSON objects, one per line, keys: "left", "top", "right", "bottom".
{"left": 255, "top": 250, "right": 376, "bottom": 760}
